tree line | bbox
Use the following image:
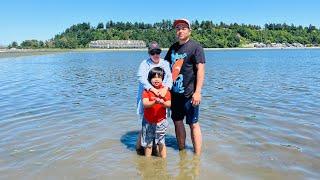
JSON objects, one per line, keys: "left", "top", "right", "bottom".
{"left": 9, "top": 20, "right": 320, "bottom": 49}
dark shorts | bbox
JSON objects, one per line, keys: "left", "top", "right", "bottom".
{"left": 170, "top": 92, "right": 199, "bottom": 124}
{"left": 141, "top": 118, "right": 168, "bottom": 148}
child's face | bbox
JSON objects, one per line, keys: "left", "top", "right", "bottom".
{"left": 151, "top": 74, "right": 163, "bottom": 88}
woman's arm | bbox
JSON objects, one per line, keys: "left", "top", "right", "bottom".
{"left": 137, "top": 60, "right": 153, "bottom": 91}
{"left": 161, "top": 60, "right": 173, "bottom": 90}
{"left": 159, "top": 60, "right": 172, "bottom": 97}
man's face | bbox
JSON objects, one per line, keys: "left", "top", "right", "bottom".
{"left": 175, "top": 23, "right": 191, "bottom": 41}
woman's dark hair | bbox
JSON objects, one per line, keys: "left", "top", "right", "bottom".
{"left": 148, "top": 67, "right": 165, "bottom": 83}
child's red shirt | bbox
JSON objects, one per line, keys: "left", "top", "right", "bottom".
{"left": 142, "top": 87, "right": 171, "bottom": 124}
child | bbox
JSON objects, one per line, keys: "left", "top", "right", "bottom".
{"left": 141, "top": 67, "right": 171, "bottom": 158}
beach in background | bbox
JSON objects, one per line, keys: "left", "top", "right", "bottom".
{"left": 2, "top": 47, "right": 320, "bottom": 59}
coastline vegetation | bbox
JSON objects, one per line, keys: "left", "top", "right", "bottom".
{"left": 6, "top": 20, "right": 320, "bottom": 49}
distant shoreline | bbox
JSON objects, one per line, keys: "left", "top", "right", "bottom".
{"left": 1, "top": 47, "right": 320, "bottom": 59}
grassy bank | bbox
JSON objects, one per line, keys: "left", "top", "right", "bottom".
{"left": 0, "top": 48, "right": 152, "bottom": 59}
{"left": 0, "top": 49, "right": 73, "bottom": 59}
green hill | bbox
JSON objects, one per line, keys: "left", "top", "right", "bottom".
{"left": 10, "top": 20, "right": 320, "bottom": 49}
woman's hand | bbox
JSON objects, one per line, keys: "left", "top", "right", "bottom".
{"left": 158, "top": 87, "right": 168, "bottom": 98}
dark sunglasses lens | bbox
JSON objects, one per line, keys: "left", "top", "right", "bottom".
{"left": 150, "top": 50, "right": 161, "bottom": 55}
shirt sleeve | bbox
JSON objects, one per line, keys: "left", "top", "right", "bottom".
{"left": 163, "top": 90, "right": 171, "bottom": 101}
{"left": 137, "top": 60, "right": 153, "bottom": 91}
{"left": 142, "top": 90, "right": 148, "bottom": 99}
{"left": 195, "top": 45, "right": 206, "bottom": 64}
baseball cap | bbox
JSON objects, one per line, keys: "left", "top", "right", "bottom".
{"left": 173, "top": 18, "right": 191, "bottom": 29}
{"left": 148, "top": 43, "right": 161, "bottom": 52}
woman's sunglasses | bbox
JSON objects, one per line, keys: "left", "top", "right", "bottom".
{"left": 150, "top": 50, "right": 162, "bottom": 55}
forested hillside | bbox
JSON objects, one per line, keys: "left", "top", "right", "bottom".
{"left": 10, "top": 20, "right": 320, "bottom": 49}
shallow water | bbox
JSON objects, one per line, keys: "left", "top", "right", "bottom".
{"left": 0, "top": 49, "right": 319, "bottom": 179}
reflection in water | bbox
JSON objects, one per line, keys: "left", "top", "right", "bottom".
{"left": 135, "top": 151, "right": 201, "bottom": 180}
{"left": 122, "top": 130, "right": 201, "bottom": 179}
{"left": 136, "top": 157, "right": 171, "bottom": 179}
{"left": 176, "top": 151, "right": 200, "bottom": 180}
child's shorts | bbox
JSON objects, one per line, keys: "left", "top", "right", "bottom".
{"left": 141, "top": 118, "right": 168, "bottom": 148}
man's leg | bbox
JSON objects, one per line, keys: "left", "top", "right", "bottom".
{"left": 190, "top": 122, "right": 202, "bottom": 155}
{"left": 174, "top": 120, "right": 186, "bottom": 150}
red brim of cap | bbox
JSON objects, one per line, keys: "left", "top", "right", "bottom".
{"left": 174, "top": 20, "right": 189, "bottom": 27}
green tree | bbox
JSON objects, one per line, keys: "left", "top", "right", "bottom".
{"left": 11, "top": 41, "right": 18, "bottom": 47}
{"left": 97, "top": 22, "right": 104, "bottom": 29}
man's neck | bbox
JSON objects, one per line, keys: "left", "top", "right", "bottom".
{"left": 179, "top": 38, "right": 190, "bottom": 45}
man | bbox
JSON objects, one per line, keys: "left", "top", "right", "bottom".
{"left": 164, "top": 18, "right": 205, "bottom": 155}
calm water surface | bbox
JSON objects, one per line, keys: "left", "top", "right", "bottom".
{"left": 0, "top": 49, "right": 319, "bottom": 179}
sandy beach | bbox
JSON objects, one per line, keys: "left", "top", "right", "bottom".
{"left": 0, "top": 48, "right": 150, "bottom": 58}
{"left": 1, "top": 47, "right": 319, "bottom": 59}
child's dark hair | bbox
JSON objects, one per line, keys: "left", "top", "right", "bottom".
{"left": 148, "top": 67, "right": 165, "bottom": 83}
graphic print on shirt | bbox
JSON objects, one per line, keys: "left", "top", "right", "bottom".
{"left": 171, "top": 50, "right": 187, "bottom": 93}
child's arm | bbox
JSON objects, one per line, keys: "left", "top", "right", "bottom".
{"left": 142, "top": 98, "right": 156, "bottom": 108}
{"left": 161, "top": 99, "right": 171, "bottom": 108}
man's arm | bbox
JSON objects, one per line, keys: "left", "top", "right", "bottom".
{"left": 192, "top": 62, "right": 205, "bottom": 106}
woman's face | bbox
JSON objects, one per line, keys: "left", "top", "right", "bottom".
{"left": 149, "top": 50, "right": 161, "bottom": 64}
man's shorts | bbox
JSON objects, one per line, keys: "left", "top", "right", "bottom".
{"left": 171, "top": 92, "right": 199, "bottom": 124}
{"left": 141, "top": 118, "right": 168, "bottom": 148}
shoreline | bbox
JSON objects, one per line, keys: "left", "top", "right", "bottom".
{"left": 1, "top": 47, "right": 320, "bottom": 59}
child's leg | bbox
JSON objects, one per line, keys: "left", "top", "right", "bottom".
{"left": 144, "top": 147, "right": 152, "bottom": 157}
{"left": 155, "top": 119, "right": 168, "bottom": 158}
{"left": 158, "top": 144, "right": 166, "bottom": 158}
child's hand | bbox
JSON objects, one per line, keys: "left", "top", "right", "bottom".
{"left": 155, "top": 98, "right": 164, "bottom": 104}
{"left": 158, "top": 99, "right": 165, "bottom": 104}
{"left": 155, "top": 97, "right": 161, "bottom": 104}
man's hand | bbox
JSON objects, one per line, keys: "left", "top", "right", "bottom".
{"left": 192, "top": 91, "right": 201, "bottom": 106}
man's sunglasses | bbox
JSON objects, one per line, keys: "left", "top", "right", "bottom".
{"left": 150, "top": 50, "right": 161, "bottom": 55}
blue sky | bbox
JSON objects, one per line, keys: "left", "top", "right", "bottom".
{"left": 1, "top": 0, "right": 319, "bottom": 46}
